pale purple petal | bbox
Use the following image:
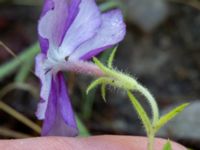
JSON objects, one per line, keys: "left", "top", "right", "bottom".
{"left": 58, "top": 0, "right": 101, "bottom": 58}
{"left": 57, "top": 73, "right": 78, "bottom": 136}
{"left": 35, "top": 53, "right": 52, "bottom": 120}
{"left": 42, "top": 73, "right": 78, "bottom": 136}
{"left": 39, "top": 36, "right": 49, "bottom": 54}
{"left": 38, "top": 0, "right": 54, "bottom": 54}
{"left": 69, "top": 9, "right": 126, "bottom": 60}
{"left": 40, "top": 0, "right": 54, "bottom": 18}
{"left": 38, "top": 0, "right": 81, "bottom": 49}
{"left": 41, "top": 77, "right": 56, "bottom": 136}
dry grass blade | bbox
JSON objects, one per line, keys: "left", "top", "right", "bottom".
{"left": 169, "top": 0, "right": 200, "bottom": 10}
{"left": 0, "top": 41, "right": 16, "bottom": 58}
{"left": 0, "top": 41, "right": 36, "bottom": 75}
{"left": 0, "top": 83, "right": 38, "bottom": 99}
{"left": 0, "top": 127, "right": 31, "bottom": 138}
{"left": 0, "top": 101, "right": 41, "bottom": 134}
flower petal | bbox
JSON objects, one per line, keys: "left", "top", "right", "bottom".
{"left": 35, "top": 53, "right": 52, "bottom": 120}
{"left": 58, "top": 0, "right": 101, "bottom": 58}
{"left": 69, "top": 9, "right": 126, "bottom": 60}
{"left": 38, "top": 0, "right": 81, "bottom": 50}
{"left": 40, "top": 0, "right": 54, "bottom": 18}
{"left": 42, "top": 73, "right": 78, "bottom": 136}
{"left": 38, "top": 0, "right": 54, "bottom": 54}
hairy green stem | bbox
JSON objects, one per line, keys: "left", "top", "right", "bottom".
{"left": 136, "top": 84, "right": 159, "bottom": 125}
{"left": 103, "top": 70, "right": 159, "bottom": 124}
{"left": 148, "top": 131, "right": 155, "bottom": 150}
{"left": 91, "top": 57, "right": 160, "bottom": 125}
{"left": 88, "top": 54, "right": 188, "bottom": 150}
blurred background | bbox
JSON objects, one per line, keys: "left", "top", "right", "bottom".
{"left": 0, "top": 0, "right": 200, "bottom": 149}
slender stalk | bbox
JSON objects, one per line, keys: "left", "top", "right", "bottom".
{"left": 136, "top": 84, "right": 159, "bottom": 125}
{"left": 148, "top": 132, "right": 155, "bottom": 150}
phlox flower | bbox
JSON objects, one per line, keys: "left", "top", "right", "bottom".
{"left": 35, "top": 0, "right": 126, "bottom": 136}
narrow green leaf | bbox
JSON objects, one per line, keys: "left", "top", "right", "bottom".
{"left": 76, "top": 115, "right": 90, "bottom": 136}
{"left": 99, "top": 1, "right": 119, "bottom": 12}
{"left": 163, "top": 140, "right": 172, "bottom": 150}
{"left": 107, "top": 46, "right": 118, "bottom": 68}
{"left": 15, "top": 60, "right": 33, "bottom": 82}
{"left": 99, "top": 48, "right": 115, "bottom": 63}
{"left": 82, "top": 88, "right": 96, "bottom": 119}
{"left": 155, "top": 103, "right": 189, "bottom": 132}
{"left": 127, "top": 91, "right": 152, "bottom": 134}
{"left": 101, "top": 83, "right": 107, "bottom": 102}
{"left": 0, "top": 43, "right": 39, "bottom": 80}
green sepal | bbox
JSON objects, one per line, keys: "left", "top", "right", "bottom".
{"left": 101, "top": 83, "right": 107, "bottom": 102}
{"left": 86, "top": 78, "right": 104, "bottom": 94}
{"left": 155, "top": 103, "right": 189, "bottom": 132}
{"left": 127, "top": 91, "right": 152, "bottom": 135}
{"left": 93, "top": 57, "right": 108, "bottom": 73}
{"left": 162, "top": 140, "right": 172, "bottom": 150}
{"left": 86, "top": 77, "right": 113, "bottom": 94}
{"left": 107, "top": 46, "right": 118, "bottom": 68}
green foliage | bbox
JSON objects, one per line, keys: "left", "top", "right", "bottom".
{"left": 15, "top": 60, "right": 34, "bottom": 82}
{"left": 155, "top": 103, "right": 189, "bottom": 132}
{"left": 93, "top": 57, "right": 108, "bottom": 74}
{"left": 107, "top": 46, "right": 118, "bottom": 68}
{"left": 82, "top": 88, "right": 97, "bottom": 119}
{"left": 101, "top": 83, "right": 107, "bottom": 102}
{"left": 127, "top": 91, "right": 152, "bottom": 135}
{"left": 82, "top": 48, "right": 115, "bottom": 119}
{"left": 76, "top": 115, "right": 90, "bottom": 136}
{"left": 163, "top": 140, "right": 172, "bottom": 150}
{"left": 99, "top": 0, "right": 122, "bottom": 12}
{"left": 86, "top": 77, "right": 108, "bottom": 94}
{"left": 0, "top": 43, "right": 39, "bottom": 80}
{"left": 89, "top": 55, "right": 189, "bottom": 150}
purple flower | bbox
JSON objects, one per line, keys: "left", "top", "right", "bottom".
{"left": 35, "top": 0, "right": 126, "bottom": 136}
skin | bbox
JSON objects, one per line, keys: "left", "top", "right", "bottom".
{"left": 0, "top": 135, "right": 186, "bottom": 150}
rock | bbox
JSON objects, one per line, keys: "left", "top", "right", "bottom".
{"left": 124, "top": 0, "right": 169, "bottom": 32}
{"left": 158, "top": 101, "right": 200, "bottom": 141}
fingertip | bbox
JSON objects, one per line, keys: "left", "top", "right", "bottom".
{"left": 0, "top": 135, "right": 186, "bottom": 150}
{"left": 80, "top": 135, "right": 186, "bottom": 150}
